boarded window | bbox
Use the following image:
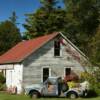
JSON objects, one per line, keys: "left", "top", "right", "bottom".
{"left": 54, "top": 40, "right": 60, "bottom": 56}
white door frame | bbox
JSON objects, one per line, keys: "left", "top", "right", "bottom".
{"left": 64, "top": 67, "right": 71, "bottom": 77}
{"left": 41, "top": 67, "right": 51, "bottom": 82}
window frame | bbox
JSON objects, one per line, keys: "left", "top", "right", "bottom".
{"left": 54, "top": 40, "right": 61, "bottom": 57}
{"left": 64, "top": 67, "right": 71, "bottom": 77}
{"left": 41, "top": 67, "right": 51, "bottom": 82}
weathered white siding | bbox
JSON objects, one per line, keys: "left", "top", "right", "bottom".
{"left": 6, "top": 64, "right": 23, "bottom": 94}
{"left": 0, "top": 64, "right": 14, "bottom": 77}
{"left": 23, "top": 38, "right": 86, "bottom": 86}
{"left": 0, "top": 64, "right": 14, "bottom": 70}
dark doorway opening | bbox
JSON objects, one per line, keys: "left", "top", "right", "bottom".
{"left": 43, "top": 68, "right": 49, "bottom": 82}
{"left": 65, "top": 68, "right": 71, "bottom": 76}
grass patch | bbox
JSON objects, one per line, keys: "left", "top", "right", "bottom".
{"left": 0, "top": 92, "right": 100, "bottom": 100}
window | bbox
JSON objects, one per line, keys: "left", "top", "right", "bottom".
{"left": 65, "top": 68, "right": 71, "bottom": 76}
{"left": 54, "top": 40, "right": 60, "bottom": 56}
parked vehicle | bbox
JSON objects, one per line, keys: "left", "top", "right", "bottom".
{"left": 24, "top": 77, "right": 89, "bottom": 99}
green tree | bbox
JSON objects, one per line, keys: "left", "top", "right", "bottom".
{"left": 0, "top": 20, "right": 22, "bottom": 55}
{"left": 90, "top": 26, "right": 100, "bottom": 66}
{"left": 40, "top": 0, "right": 58, "bottom": 12}
{"left": 64, "top": 0, "right": 99, "bottom": 56}
{"left": 9, "top": 11, "right": 18, "bottom": 25}
{"left": 23, "top": 0, "right": 67, "bottom": 38}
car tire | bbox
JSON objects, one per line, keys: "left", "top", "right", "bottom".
{"left": 67, "top": 91, "right": 78, "bottom": 99}
{"left": 30, "top": 91, "right": 39, "bottom": 99}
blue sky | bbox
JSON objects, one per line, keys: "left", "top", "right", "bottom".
{"left": 0, "top": 0, "right": 64, "bottom": 32}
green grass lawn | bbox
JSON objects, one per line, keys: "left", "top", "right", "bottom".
{"left": 0, "top": 92, "right": 100, "bottom": 100}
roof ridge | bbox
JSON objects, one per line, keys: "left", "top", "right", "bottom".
{"left": 60, "top": 32, "right": 88, "bottom": 60}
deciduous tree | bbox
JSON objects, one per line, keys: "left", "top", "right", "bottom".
{"left": 0, "top": 20, "right": 22, "bottom": 55}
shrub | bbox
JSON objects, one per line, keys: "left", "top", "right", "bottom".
{"left": 0, "top": 83, "right": 6, "bottom": 91}
{"left": 80, "top": 71, "right": 100, "bottom": 96}
{"left": 0, "top": 72, "right": 6, "bottom": 91}
{"left": 0, "top": 72, "right": 6, "bottom": 84}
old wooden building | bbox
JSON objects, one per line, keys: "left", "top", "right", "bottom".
{"left": 0, "top": 32, "right": 89, "bottom": 94}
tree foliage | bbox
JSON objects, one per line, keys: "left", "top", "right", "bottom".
{"left": 23, "top": 0, "right": 67, "bottom": 38}
{"left": 90, "top": 26, "right": 100, "bottom": 66}
{"left": 64, "top": 0, "right": 100, "bottom": 57}
{"left": 0, "top": 20, "right": 22, "bottom": 55}
{"left": 9, "top": 11, "right": 18, "bottom": 25}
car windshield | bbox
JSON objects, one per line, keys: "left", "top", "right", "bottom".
{"left": 44, "top": 78, "right": 57, "bottom": 85}
{"left": 48, "top": 78, "right": 57, "bottom": 85}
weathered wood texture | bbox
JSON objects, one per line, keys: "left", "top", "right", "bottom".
{"left": 23, "top": 37, "right": 87, "bottom": 86}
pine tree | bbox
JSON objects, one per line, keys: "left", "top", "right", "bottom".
{"left": 23, "top": 0, "right": 67, "bottom": 38}
{"left": 40, "top": 0, "right": 57, "bottom": 12}
{"left": 9, "top": 11, "right": 18, "bottom": 25}
{"left": 64, "top": 0, "right": 99, "bottom": 56}
{"left": 90, "top": 26, "right": 100, "bottom": 66}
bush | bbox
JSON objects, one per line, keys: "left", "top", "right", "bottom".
{"left": 80, "top": 71, "right": 100, "bottom": 96}
{"left": 87, "top": 89, "right": 98, "bottom": 97}
{"left": 96, "top": 89, "right": 100, "bottom": 96}
{"left": 0, "top": 83, "right": 6, "bottom": 91}
{"left": 0, "top": 72, "right": 6, "bottom": 84}
{"left": 0, "top": 72, "right": 6, "bottom": 91}
{"left": 95, "top": 82, "right": 100, "bottom": 96}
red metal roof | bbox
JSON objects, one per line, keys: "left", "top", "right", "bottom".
{"left": 0, "top": 32, "right": 59, "bottom": 64}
